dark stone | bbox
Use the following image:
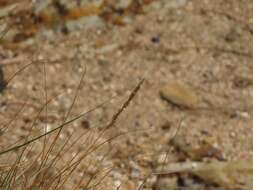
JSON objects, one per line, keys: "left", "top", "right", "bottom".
{"left": 0, "top": 66, "right": 7, "bottom": 93}
{"left": 151, "top": 36, "right": 160, "bottom": 44}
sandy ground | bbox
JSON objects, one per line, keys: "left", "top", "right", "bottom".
{"left": 1, "top": 0, "right": 253, "bottom": 189}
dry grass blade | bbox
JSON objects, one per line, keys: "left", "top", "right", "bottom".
{"left": 163, "top": 45, "right": 253, "bottom": 58}
{"left": 0, "top": 103, "right": 26, "bottom": 135}
{"left": 1, "top": 144, "right": 26, "bottom": 189}
{"left": 0, "top": 95, "right": 114, "bottom": 156}
{"left": 79, "top": 149, "right": 113, "bottom": 190}
{"left": 199, "top": 8, "right": 251, "bottom": 29}
{"left": 0, "top": 56, "right": 26, "bottom": 67}
{"left": 52, "top": 127, "right": 150, "bottom": 190}
{"left": 5, "top": 59, "right": 59, "bottom": 86}
{"left": 47, "top": 128, "right": 93, "bottom": 174}
{"left": 0, "top": 25, "right": 11, "bottom": 42}
{"left": 41, "top": 65, "right": 86, "bottom": 166}
{"left": 5, "top": 61, "right": 34, "bottom": 86}
{"left": 85, "top": 167, "right": 114, "bottom": 190}
{"left": 0, "top": 91, "right": 66, "bottom": 188}
{"left": 138, "top": 117, "right": 184, "bottom": 190}
{"left": 39, "top": 65, "right": 86, "bottom": 181}
{"left": 1, "top": 92, "right": 64, "bottom": 152}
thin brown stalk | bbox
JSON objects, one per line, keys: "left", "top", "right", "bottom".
{"left": 53, "top": 128, "right": 150, "bottom": 189}
{"left": 45, "top": 128, "right": 92, "bottom": 174}
{"left": 77, "top": 146, "right": 113, "bottom": 190}
{"left": 39, "top": 65, "right": 87, "bottom": 187}
{"left": 0, "top": 93, "right": 63, "bottom": 155}
{"left": 86, "top": 166, "right": 114, "bottom": 190}
{"left": 5, "top": 59, "right": 59, "bottom": 86}
{"left": 3, "top": 94, "right": 63, "bottom": 188}
{"left": 0, "top": 56, "right": 26, "bottom": 67}
{"left": 40, "top": 56, "right": 48, "bottom": 170}
{"left": 138, "top": 117, "right": 184, "bottom": 190}
{"left": 0, "top": 94, "right": 114, "bottom": 158}
{"left": 5, "top": 61, "right": 35, "bottom": 86}
{"left": 0, "top": 102, "right": 26, "bottom": 134}
{"left": 42, "top": 65, "right": 87, "bottom": 169}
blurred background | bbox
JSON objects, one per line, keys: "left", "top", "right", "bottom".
{"left": 0, "top": 0, "right": 253, "bottom": 190}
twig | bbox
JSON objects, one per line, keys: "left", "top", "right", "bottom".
{"left": 0, "top": 56, "right": 26, "bottom": 67}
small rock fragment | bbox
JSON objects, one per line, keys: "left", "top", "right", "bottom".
{"left": 233, "top": 75, "right": 253, "bottom": 89}
{"left": 235, "top": 111, "right": 250, "bottom": 119}
{"left": 81, "top": 119, "right": 90, "bottom": 129}
{"left": 151, "top": 36, "right": 160, "bottom": 44}
{"left": 156, "top": 160, "right": 253, "bottom": 190}
{"left": 170, "top": 136, "right": 224, "bottom": 161}
{"left": 160, "top": 81, "right": 200, "bottom": 109}
{"left": 131, "top": 168, "right": 140, "bottom": 178}
{"left": 155, "top": 177, "right": 178, "bottom": 190}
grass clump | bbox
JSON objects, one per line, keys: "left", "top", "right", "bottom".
{"left": 0, "top": 52, "right": 144, "bottom": 189}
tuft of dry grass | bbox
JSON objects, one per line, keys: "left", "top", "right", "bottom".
{"left": 0, "top": 43, "right": 144, "bottom": 189}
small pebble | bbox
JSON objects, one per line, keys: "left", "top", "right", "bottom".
{"left": 81, "top": 119, "right": 90, "bottom": 129}
{"left": 160, "top": 81, "right": 200, "bottom": 109}
{"left": 235, "top": 111, "right": 250, "bottom": 119}
{"left": 131, "top": 168, "right": 140, "bottom": 178}
{"left": 155, "top": 177, "right": 178, "bottom": 190}
{"left": 151, "top": 36, "right": 160, "bottom": 43}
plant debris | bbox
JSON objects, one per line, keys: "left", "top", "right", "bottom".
{"left": 156, "top": 160, "right": 253, "bottom": 190}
